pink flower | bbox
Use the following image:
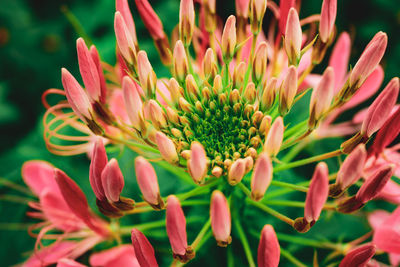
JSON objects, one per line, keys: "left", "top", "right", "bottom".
{"left": 134, "top": 156, "right": 164, "bottom": 209}
{"left": 61, "top": 68, "right": 92, "bottom": 122}
{"left": 339, "top": 244, "right": 376, "bottom": 267}
{"left": 304, "top": 162, "right": 329, "bottom": 224}
{"left": 188, "top": 142, "right": 208, "bottom": 184}
{"left": 356, "top": 165, "right": 394, "bottom": 203}
{"left": 76, "top": 38, "right": 101, "bottom": 102}
{"left": 319, "top": 0, "right": 337, "bottom": 43}
{"left": 89, "top": 138, "right": 108, "bottom": 201}
{"left": 135, "top": 0, "right": 165, "bottom": 39}
{"left": 372, "top": 206, "right": 400, "bottom": 254}
{"left": 131, "top": 229, "right": 159, "bottom": 267}
{"left": 155, "top": 131, "right": 178, "bottom": 164}
{"left": 166, "top": 195, "right": 191, "bottom": 260}
{"left": 251, "top": 152, "right": 273, "bottom": 201}
{"left": 264, "top": 117, "right": 284, "bottom": 156}
{"left": 369, "top": 210, "right": 400, "bottom": 266}
{"left": 210, "top": 190, "right": 232, "bottom": 246}
{"left": 90, "top": 244, "right": 140, "bottom": 267}
{"left": 116, "top": 0, "right": 138, "bottom": 45}
{"left": 349, "top": 32, "right": 387, "bottom": 88}
{"left": 284, "top": 8, "right": 302, "bottom": 64}
{"left": 361, "top": 77, "right": 399, "bottom": 137}
{"left": 101, "top": 158, "right": 125, "bottom": 203}
{"left": 23, "top": 241, "right": 78, "bottom": 267}
{"left": 257, "top": 224, "right": 280, "bottom": 267}
{"left": 57, "top": 259, "right": 86, "bottom": 267}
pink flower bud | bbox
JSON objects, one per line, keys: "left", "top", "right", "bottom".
{"left": 309, "top": 67, "right": 334, "bottom": 128}
{"left": 210, "top": 190, "right": 232, "bottom": 246}
{"left": 134, "top": 156, "right": 163, "bottom": 208}
{"left": 356, "top": 165, "right": 394, "bottom": 203}
{"left": 61, "top": 68, "right": 92, "bottom": 122}
{"left": 155, "top": 131, "right": 178, "bottom": 164}
{"left": 57, "top": 259, "right": 86, "bottom": 267}
{"left": 319, "top": 0, "right": 337, "bottom": 43}
{"left": 116, "top": 0, "right": 138, "bottom": 45}
{"left": 122, "top": 76, "right": 144, "bottom": 130}
{"left": 236, "top": 0, "right": 250, "bottom": 18}
{"left": 335, "top": 144, "right": 367, "bottom": 192}
{"left": 250, "top": 0, "right": 267, "bottom": 33}
{"left": 252, "top": 42, "right": 268, "bottom": 83}
{"left": 54, "top": 169, "right": 108, "bottom": 236}
{"left": 284, "top": 8, "right": 302, "bottom": 64}
{"left": 373, "top": 206, "right": 400, "bottom": 254}
{"left": 101, "top": 158, "right": 124, "bottom": 203}
{"left": 228, "top": 158, "right": 247, "bottom": 185}
{"left": 221, "top": 15, "right": 237, "bottom": 59}
{"left": 264, "top": 117, "right": 284, "bottom": 157}
{"left": 137, "top": 51, "right": 157, "bottom": 97}
{"left": 328, "top": 32, "right": 351, "bottom": 93}
{"left": 188, "top": 142, "right": 208, "bottom": 184}
{"left": 114, "top": 11, "right": 137, "bottom": 65}
{"left": 279, "top": 66, "right": 298, "bottom": 114}
{"left": 179, "top": 0, "right": 195, "bottom": 45}
{"left": 173, "top": 40, "right": 189, "bottom": 83}
{"left": 339, "top": 244, "right": 376, "bottom": 267}
{"left": 349, "top": 32, "right": 388, "bottom": 88}
{"left": 304, "top": 162, "right": 329, "bottom": 223}
{"left": 370, "top": 105, "right": 400, "bottom": 156}
{"left": 76, "top": 38, "right": 101, "bottom": 102}
{"left": 135, "top": 0, "right": 164, "bottom": 39}
{"left": 361, "top": 77, "right": 399, "bottom": 137}
{"left": 148, "top": 99, "right": 167, "bottom": 129}
{"left": 251, "top": 152, "right": 273, "bottom": 201}
{"left": 131, "top": 228, "right": 159, "bottom": 267}
{"left": 89, "top": 45, "right": 107, "bottom": 103}
{"left": 257, "top": 224, "right": 280, "bottom": 267}
{"left": 279, "top": 0, "right": 296, "bottom": 35}
{"left": 166, "top": 195, "right": 189, "bottom": 257}
{"left": 89, "top": 138, "right": 108, "bottom": 200}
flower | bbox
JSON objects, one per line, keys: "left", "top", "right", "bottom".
{"left": 22, "top": 0, "right": 400, "bottom": 265}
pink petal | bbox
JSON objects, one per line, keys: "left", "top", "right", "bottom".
{"left": 90, "top": 245, "right": 140, "bottom": 267}
{"left": 22, "top": 160, "right": 59, "bottom": 197}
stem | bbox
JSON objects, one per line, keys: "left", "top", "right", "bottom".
{"left": 274, "top": 149, "right": 342, "bottom": 173}
{"left": 234, "top": 219, "right": 256, "bottom": 267}
{"left": 247, "top": 199, "right": 294, "bottom": 226}
{"left": 0, "top": 177, "right": 35, "bottom": 197}
{"left": 281, "top": 139, "right": 311, "bottom": 163}
{"left": 264, "top": 200, "right": 336, "bottom": 210}
{"left": 227, "top": 246, "right": 234, "bottom": 267}
{"left": 270, "top": 180, "right": 308, "bottom": 192}
{"left": 191, "top": 219, "right": 211, "bottom": 249}
{"left": 119, "top": 219, "right": 166, "bottom": 235}
{"left": 265, "top": 181, "right": 310, "bottom": 199}
{"left": 237, "top": 182, "right": 252, "bottom": 198}
{"left": 276, "top": 232, "right": 340, "bottom": 250}
{"left": 280, "top": 248, "right": 308, "bottom": 267}
{"left": 177, "top": 180, "right": 220, "bottom": 201}
{"left": 156, "top": 161, "right": 194, "bottom": 185}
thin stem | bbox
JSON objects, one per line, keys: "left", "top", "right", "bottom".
{"left": 264, "top": 200, "right": 336, "bottom": 210}
{"left": 237, "top": 182, "right": 252, "bottom": 198}
{"left": 156, "top": 161, "right": 194, "bottom": 185}
{"left": 234, "top": 219, "right": 256, "bottom": 267}
{"left": 227, "top": 246, "right": 234, "bottom": 267}
{"left": 247, "top": 199, "right": 294, "bottom": 226}
{"left": 265, "top": 181, "right": 310, "bottom": 199}
{"left": 281, "top": 138, "right": 311, "bottom": 163}
{"left": 177, "top": 180, "right": 220, "bottom": 201}
{"left": 276, "top": 232, "right": 341, "bottom": 250}
{"left": 119, "top": 219, "right": 166, "bottom": 235}
{"left": 270, "top": 180, "right": 308, "bottom": 192}
{"left": 191, "top": 219, "right": 211, "bottom": 249}
{"left": 280, "top": 247, "right": 308, "bottom": 267}
{"left": 0, "top": 177, "right": 35, "bottom": 197}
{"left": 274, "top": 149, "right": 342, "bottom": 173}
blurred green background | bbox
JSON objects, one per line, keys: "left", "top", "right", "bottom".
{"left": 0, "top": 0, "right": 399, "bottom": 266}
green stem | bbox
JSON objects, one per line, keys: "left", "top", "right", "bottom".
{"left": 264, "top": 200, "right": 306, "bottom": 208}
{"left": 61, "top": 5, "right": 93, "bottom": 46}
{"left": 156, "top": 161, "right": 194, "bottom": 185}
{"left": 191, "top": 219, "right": 211, "bottom": 249}
{"left": 280, "top": 248, "right": 308, "bottom": 267}
{"left": 247, "top": 199, "right": 294, "bottom": 226}
{"left": 237, "top": 182, "right": 252, "bottom": 198}
{"left": 283, "top": 120, "right": 308, "bottom": 139}
{"left": 270, "top": 180, "right": 308, "bottom": 192}
{"left": 274, "top": 149, "right": 342, "bottom": 173}
{"left": 119, "top": 220, "right": 166, "bottom": 235}
{"left": 276, "top": 232, "right": 340, "bottom": 250}
{"left": 0, "top": 177, "right": 35, "bottom": 197}
{"left": 281, "top": 139, "right": 311, "bottom": 163}
{"left": 181, "top": 200, "right": 210, "bottom": 206}
{"left": 177, "top": 180, "right": 220, "bottom": 201}
{"left": 227, "top": 246, "right": 234, "bottom": 267}
{"left": 234, "top": 219, "right": 256, "bottom": 267}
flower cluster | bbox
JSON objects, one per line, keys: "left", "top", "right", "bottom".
{"left": 16, "top": 0, "right": 400, "bottom": 266}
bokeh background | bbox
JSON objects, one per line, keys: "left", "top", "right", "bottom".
{"left": 0, "top": 0, "right": 399, "bottom": 266}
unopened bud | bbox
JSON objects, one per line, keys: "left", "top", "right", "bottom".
{"left": 221, "top": 16, "right": 237, "bottom": 59}
{"left": 148, "top": 100, "right": 167, "bottom": 129}
{"left": 264, "top": 117, "right": 284, "bottom": 156}
{"left": 233, "top": 61, "right": 247, "bottom": 91}
{"left": 251, "top": 152, "right": 273, "bottom": 201}
{"left": 188, "top": 142, "right": 208, "bottom": 184}
{"left": 210, "top": 190, "right": 232, "bottom": 247}
{"left": 279, "top": 66, "right": 297, "bottom": 114}
{"left": 228, "top": 158, "right": 246, "bottom": 185}
{"left": 179, "top": 0, "right": 195, "bottom": 46}
{"left": 173, "top": 40, "right": 189, "bottom": 83}
{"left": 257, "top": 224, "right": 281, "bottom": 267}
{"left": 101, "top": 158, "right": 124, "bottom": 203}
{"left": 203, "top": 48, "right": 218, "bottom": 80}
{"left": 252, "top": 42, "right": 268, "bottom": 83}
{"left": 319, "top": 0, "right": 337, "bottom": 43}
{"left": 250, "top": 0, "right": 267, "bottom": 33}
{"left": 137, "top": 51, "right": 157, "bottom": 97}
{"left": 261, "top": 78, "right": 277, "bottom": 110}
{"left": 244, "top": 82, "right": 256, "bottom": 102}
{"left": 284, "top": 8, "right": 302, "bottom": 65}
{"left": 156, "top": 132, "right": 178, "bottom": 163}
